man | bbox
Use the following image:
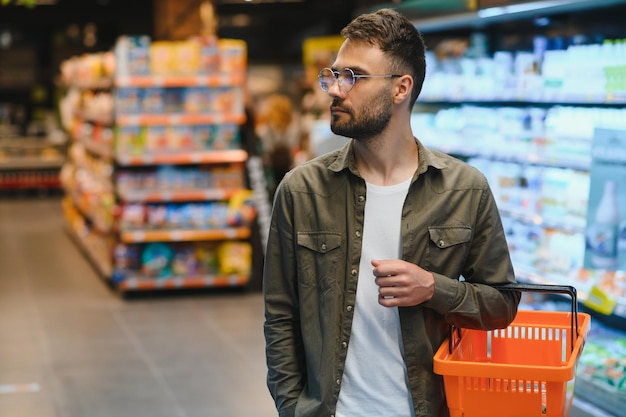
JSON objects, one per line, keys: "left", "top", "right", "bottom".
{"left": 263, "top": 8, "right": 520, "bottom": 417}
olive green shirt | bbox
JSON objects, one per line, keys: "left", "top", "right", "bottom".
{"left": 263, "top": 138, "right": 519, "bottom": 417}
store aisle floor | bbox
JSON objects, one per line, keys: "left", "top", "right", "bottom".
{"left": 0, "top": 197, "right": 277, "bottom": 417}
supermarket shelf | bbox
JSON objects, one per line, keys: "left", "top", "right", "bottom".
{"left": 116, "top": 112, "right": 245, "bottom": 127}
{"left": 426, "top": 143, "right": 591, "bottom": 171}
{"left": 70, "top": 77, "right": 114, "bottom": 91}
{"left": 500, "top": 208, "right": 586, "bottom": 234}
{"left": 65, "top": 193, "right": 113, "bottom": 234}
{"left": 571, "top": 397, "right": 618, "bottom": 417}
{"left": 0, "top": 137, "right": 67, "bottom": 148}
{"left": 65, "top": 224, "right": 113, "bottom": 278}
{"left": 116, "top": 273, "right": 249, "bottom": 292}
{"left": 574, "top": 377, "right": 625, "bottom": 417}
{"left": 417, "top": 95, "right": 626, "bottom": 106}
{"left": 76, "top": 110, "right": 114, "bottom": 126}
{"left": 516, "top": 266, "right": 626, "bottom": 328}
{"left": 115, "top": 149, "right": 248, "bottom": 166}
{"left": 120, "top": 227, "right": 251, "bottom": 243}
{"left": 399, "top": 0, "right": 626, "bottom": 33}
{"left": 115, "top": 73, "right": 245, "bottom": 88}
{"left": 0, "top": 174, "right": 61, "bottom": 190}
{"left": 62, "top": 198, "right": 113, "bottom": 278}
{"left": 77, "top": 136, "right": 114, "bottom": 160}
{"left": 0, "top": 156, "right": 66, "bottom": 170}
{"left": 117, "top": 187, "right": 247, "bottom": 203}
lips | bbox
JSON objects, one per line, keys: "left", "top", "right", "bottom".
{"left": 330, "top": 105, "right": 349, "bottom": 115}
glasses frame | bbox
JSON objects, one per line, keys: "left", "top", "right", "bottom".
{"left": 318, "top": 67, "right": 403, "bottom": 93}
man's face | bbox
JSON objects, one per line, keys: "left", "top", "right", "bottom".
{"left": 327, "top": 40, "right": 394, "bottom": 140}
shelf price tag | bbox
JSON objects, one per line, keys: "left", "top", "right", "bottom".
{"left": 228, "top": 274, "right": 240, "bottom": 286}
{"left": 116, "top": 76, "right": 131, "bottom": 87}
{"left": 189, "top": 153, "right": 202, "bottom": 164}
{"left": 153, "top": 76, "right": 164, "bottom": 87}
{"left": 583, "top": 284, "right": 616, "bottom": 316}
{"left": 129, "top": 231, "right": 145, "bottom": 242}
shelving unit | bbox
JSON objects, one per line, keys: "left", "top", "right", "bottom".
{"left": 388, "top": 1, "right": 626, "bottom": 415}
{"left": 60, "top": 38, "right": 256, "bottom": 294}
{"left": 0, "top": 137, "right": 67, "bottom": 193}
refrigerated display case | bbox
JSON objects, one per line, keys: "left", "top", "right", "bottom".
{"left": 365, "top": 0, "right": 626, "bottom": 415}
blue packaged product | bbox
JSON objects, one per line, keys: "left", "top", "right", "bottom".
{"left": 115, "top": 88, "right": 142, "bottom": 115}
{"left": 115, "top": 35, "right": 151, "bottom": 77}
{"left": 164, "top": 88, "right": 183, "bottom": 113}
{"left": 210, "top": 124, "right": 240, "bottom": 150}
{"left": 141, "top": 242, "right": 173, "bottom": 277}
{"left": 194, "top": 125, "right": 212, "bottom": 149}
{"left": 141, "top": 87, "right": 165, "bottom": 113}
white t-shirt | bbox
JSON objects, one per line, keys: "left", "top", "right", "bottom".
{"left": 335, "top": 177, "right": 415, "bottom": 417}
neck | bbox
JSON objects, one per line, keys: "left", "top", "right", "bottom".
{"left": 353, "top": 127, "right": 418, "bottom": 186}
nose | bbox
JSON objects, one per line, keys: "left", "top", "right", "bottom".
{"left": 326, "top": 76, "right": 344, "bottom": 97}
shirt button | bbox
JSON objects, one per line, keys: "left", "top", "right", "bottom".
{"left": 355, "top": 230, "right": 361, "bottom": 238}
{"left": 346, "top": 305, "right": 353, "bottom": 312}
{"left": 358, "top": 195, "right": 365, "bottom": 202}
{"left": 351, "top": 269, "right": 357, "bottom": 276}
{"left": 342, "top": 341, "right": 348, "bottom": 348}
{"left": 321, "top": 243, "right": 327, "bottom": 251}
{"left": 336, "top": 379, "right": 341, "bottom": 385}
{"left": 438, "top": 239, "right": 445, "bottom": 247}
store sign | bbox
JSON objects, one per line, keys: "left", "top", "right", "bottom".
{"left": 584, "top": 127, "right": 626, "bottom": 271}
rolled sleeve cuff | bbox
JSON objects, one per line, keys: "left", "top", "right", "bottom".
{"left": 423, "top": 272, "right": 458, "bottom": 314}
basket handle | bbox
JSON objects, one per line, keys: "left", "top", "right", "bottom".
{"left": 448, "top": 282, "right": 580, "bottom": 354}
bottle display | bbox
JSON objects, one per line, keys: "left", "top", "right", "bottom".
{"left": 409, "top": 3, "right": 626, "bottom": 414}
{"left": 588, "top": 180, "right": 620, "bottom": 269}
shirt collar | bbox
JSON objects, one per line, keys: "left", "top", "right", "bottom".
{"left": 327, "top": 137, "right": 449, "bottom": 176}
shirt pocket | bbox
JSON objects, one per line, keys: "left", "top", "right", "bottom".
{"left": 296, "top": 232, "right": 343, "bottom": 293}
{"left": 426, "top": 226, "right": 472, "bottom": 276}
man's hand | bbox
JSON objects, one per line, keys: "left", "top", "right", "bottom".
{"left": 372, "top": 259, "right": 435, "bottom": 307}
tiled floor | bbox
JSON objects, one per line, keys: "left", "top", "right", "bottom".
{"left": 0, "top": 196, "right": 277, "bottom": 417}
{"left": 0, "top": 196, "right": 616, "bottom": 417}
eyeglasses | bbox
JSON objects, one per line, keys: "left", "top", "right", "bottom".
{"left": 318, "top": 67, "right": 402, "bottom": 94}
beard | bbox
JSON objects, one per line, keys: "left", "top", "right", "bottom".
{"left": 330, "top": 92, "right": 392, "bottom": 140}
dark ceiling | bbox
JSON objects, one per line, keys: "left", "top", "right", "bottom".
{"left": 0, "top": 0, "right": 391, "bottom": 63}
{"left": 213, "top": 0, "right": 360, "bottom": 62}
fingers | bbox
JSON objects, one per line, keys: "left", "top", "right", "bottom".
{"left": 371, "top": 258, "right": 402, "bottom": 277}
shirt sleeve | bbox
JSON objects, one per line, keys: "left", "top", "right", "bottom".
{"left": 424, "top": 176, "right": 521, "bottom": 330}
{"left": 263, "top": 178, "right": 305, "bottom": 416}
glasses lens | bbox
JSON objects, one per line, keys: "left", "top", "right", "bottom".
{"left": 318, "top": 68, "right": 336, "bottom": 92}
{"left": 338, "top": 68, "right": 355, "bottom": 92}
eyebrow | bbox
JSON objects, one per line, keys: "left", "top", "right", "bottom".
{"left": 331, "top": 66, "right": 369, "bottom": 74}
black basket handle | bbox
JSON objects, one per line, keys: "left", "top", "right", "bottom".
{"left": 448, "top": 282, "right": 580, "bottom": 354}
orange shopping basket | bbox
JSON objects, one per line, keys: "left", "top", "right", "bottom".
{"left": 434, "top": 283, "right": 591, "bottom": 417}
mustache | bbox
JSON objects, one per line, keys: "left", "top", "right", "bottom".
{"left": 331, "top": 100, "right": 351, "bottom": 113}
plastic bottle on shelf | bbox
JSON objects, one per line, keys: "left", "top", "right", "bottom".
{"left": 589, "top": 180, "right": 620, "bottom": 269}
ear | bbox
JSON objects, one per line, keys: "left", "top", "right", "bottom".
{"left": 393, "top": 75, "right": 413, "bottom": 105}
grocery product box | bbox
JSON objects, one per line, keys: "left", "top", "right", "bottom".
{"left": 218, "top": 39, "right": 247, "bottom": 74}
{"left": 115, "top": 88, "right": 142, "bottom": 115}
{"left": 116, "top": 126, "right": 144, "bottom": 155}
{"left": 115, "top": 35, "right": 151, "bottom": 76}
{"left": 141, "top": 87, "right": 165, "bottom": 113}
{"left": 149, "top": 41, "right": 176, "bottom": 76}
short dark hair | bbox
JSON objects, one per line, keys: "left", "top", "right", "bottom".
{"left": 341, "top": 8, "right": 426, "bottom": 110}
